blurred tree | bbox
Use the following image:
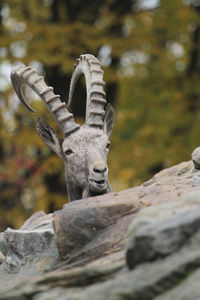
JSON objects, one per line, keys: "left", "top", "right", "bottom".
{"left": 1, "top": 0, "right": 200, "bottom": 230}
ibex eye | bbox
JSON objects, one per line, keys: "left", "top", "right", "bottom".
{"left": 65, "top": 149, "right": 73, "bottom": 156}
{"left": 106, "top": 142, "right": 110, "bottom": 149}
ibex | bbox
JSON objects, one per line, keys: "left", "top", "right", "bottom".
{"left": 11, "top": 54, "right": 115, "bottom": 201}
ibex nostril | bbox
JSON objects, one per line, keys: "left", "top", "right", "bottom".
{"left": 93, "top": 166, "right": 107, "bottom": 174}
{"left": 102, "top": 167, "right": 107, "bottom": 173}
{"left": 93, "top": 168, "right": 101, "bottom": 173}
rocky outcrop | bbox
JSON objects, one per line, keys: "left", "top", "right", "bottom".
{"left": 1, "top": 154, "right": 200, "bottom": 299}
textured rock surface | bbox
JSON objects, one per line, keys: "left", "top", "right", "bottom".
{"left": 155, "top": 268, "right": 200, "bottom": 300}
{"left": 1, "top": 158, "right": 200, "bottom": 299}
{"left": 126, "top": 191, "right": 200, "bottom": 269}
{"left": 0, "top": 211, "right": 60, "bottom": 293}
{"left": 53, "top": 193, "right": 136, "bottom": 265}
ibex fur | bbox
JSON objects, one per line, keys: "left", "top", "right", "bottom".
{"left": 11, "top": 54, "right": 115, "bottom": 201}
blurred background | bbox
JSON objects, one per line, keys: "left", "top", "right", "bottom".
{"left": 0, "top": 0, "right": 200, "bottom": 230}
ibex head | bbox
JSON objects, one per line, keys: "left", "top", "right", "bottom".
{"left": 11, "top": 54, "right": 115, "bottom": 201}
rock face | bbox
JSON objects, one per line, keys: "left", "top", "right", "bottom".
{"left": 0, "top": 211, "right": 60, "bottom": 292}
{"left": 1, "top": 157, "right": 200, "bottom": 299}
{"left": 126, "top": 191, "right": 200, "bottom": 269}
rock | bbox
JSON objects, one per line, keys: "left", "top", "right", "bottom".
{"left": 63, "top": 244, "right": 200, "bottom": 300}
{"left": 53, "top": 162, "right": 200, "bottom": 267}
{"left": 143, "top": 160, "right": 194, "bottom": 186}
{"left": 53, "top": 194, "right": 136, "bottom": 264}
{"left": 155, "top": 268, "right": 200, "bottom": 300}
{"left": 3, "top": 227, "right": 54, "bottom": 272}
{"left": 3, "top": 241, "right": 200, "bottom": 300}
{"left": 192, "top": 146, "right": 200, "bottom": 169}
{"left": 1, "top": 158, "right": 200, "bottom": 299}
{"left": 126, "top": 191, "right": 200, "bottom": 269}
{"left": 0, "top": 251, "right": 125, "bottom": 300}
{"left": 20, "top": 210, "right": 53, "bottom": 231}
{"left": 0, "top": 211, "right": 60, "bottom": 278}
{"left": 0, "top": 252, "right": 5, "bottom": 264}
{"left": 53, "top": 159, "right": 200, "bottom": 267}
{"left": 0, "top": 234, "right": 8, "bottom": 256}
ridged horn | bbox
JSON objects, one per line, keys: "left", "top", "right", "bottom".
{"left": 68, "top": 54, "right": 106, "bottom": 128}
{"left": 10, "top": 65, "right": 80, "bottom": 137}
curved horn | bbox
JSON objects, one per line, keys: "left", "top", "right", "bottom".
{"left": 68, "top": 54, "right": 106, "bottom": 128}
{"left": 11, "top": 65, "right": 80, "bottom": 137}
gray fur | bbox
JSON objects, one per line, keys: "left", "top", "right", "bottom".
{"left": 11, "top": 54, "right": 115, "bottom": 201}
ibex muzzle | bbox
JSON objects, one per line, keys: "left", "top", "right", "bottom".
{"left": 90, "top": 161, "right": 108, "bottom": 192}
{"left": 11, "top": 54, "right": 115, "bottom": 201}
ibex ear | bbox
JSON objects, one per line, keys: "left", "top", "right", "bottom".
{"left": 103, "top": 103, "right": 115, "bottom": 137}
{"left": 36, "top": 118, "right": 64, "bottom": 159}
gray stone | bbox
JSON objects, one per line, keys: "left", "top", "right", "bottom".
{"left": 70, "top": 245, "right": 200, "bottom": 300}
{"left": 0, "top": 234, "right": 8, "bottom": 256}
{"left": 0, "top": 251, "right": 125, "bottom": 299}
{"left": 126, "top": 207, "right": 200, "bottom": 269}
{"left": 0, "top": 211, "right": 60, "bottom": 276}
{"left": 0, "top": 252, "right": 5, "bottom": 264}
{"left": 53, "top": 193, "right": 136, "bottom": 263}
{"left": 192, "top": 147, "right": 200, "bottom": 169}
{"left": 2, "top": 160, "right": 200, "bottom": 298}
{"left": 53, "top": 181, "right": 200, "bottom": 268}
{"left": 3, "top": 242, "right": 200, "bottom": 300}
{"left": 3, "top": 227, "right": 54, "bottom": 273}
{"left": 155, "top": 268, "right": 200, "bottom": 300}
{"left": 20, "top": 210, "right": 53, "bottom": 231}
